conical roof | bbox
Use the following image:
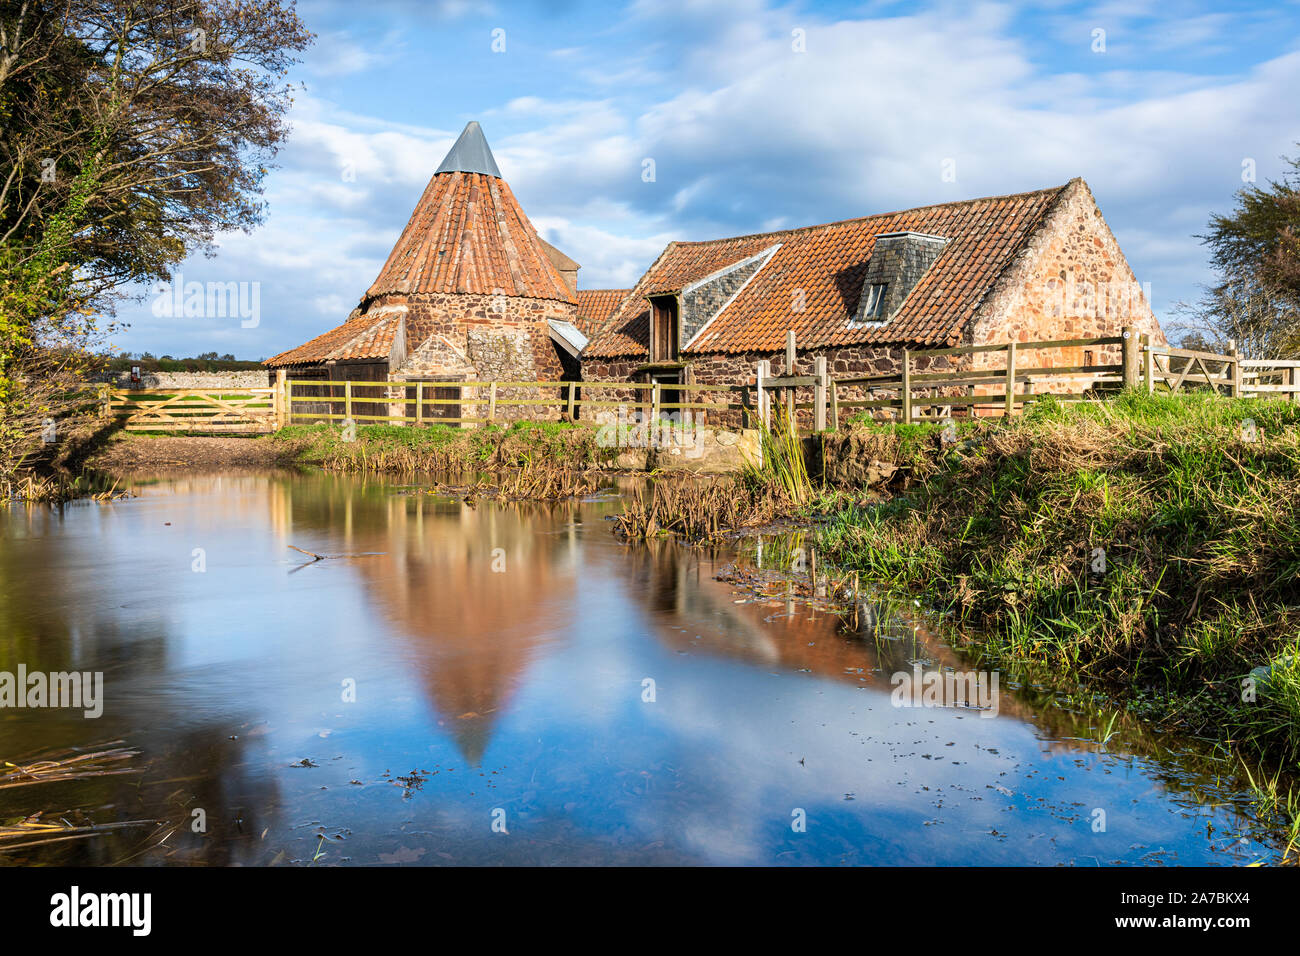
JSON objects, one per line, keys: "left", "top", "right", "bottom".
{"left": 435, "top": 121, "right": 502, "bottom": 177}
{"left": 364, "top": 122, "right": 574, "bottom": 303}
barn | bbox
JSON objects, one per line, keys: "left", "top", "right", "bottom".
{"left": 580, "top": 178, "right": 1166, "bottom": 407}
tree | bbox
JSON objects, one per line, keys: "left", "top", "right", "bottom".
{"left": 1183, "top": 147, "right": 1300, "bottom": 359}
{"left": 1205, "top": 150, "right": 1300, "bottom": 305}
{"left": 0, "top": 0, "right": 312, "bottom": 468}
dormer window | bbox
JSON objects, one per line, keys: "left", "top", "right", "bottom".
{"left": 862, "top": 283, "right": 888, "bottom": 320}
{"left": 848, "top": 232, "right": 948, "bottom": 329}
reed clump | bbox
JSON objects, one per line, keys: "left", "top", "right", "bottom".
{"left": 615, "top": 412, "right": 817, "bottom": 540}
{"left": 276, "top": 421, "right": 615, "bottom": 499}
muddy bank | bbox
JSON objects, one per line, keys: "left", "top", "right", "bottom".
{"left": 87, "top": 435, "right": 302, "bottom": 472}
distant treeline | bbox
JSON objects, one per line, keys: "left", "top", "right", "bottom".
{"left": 104, "top": 353, "right": 265, "bottom": 373}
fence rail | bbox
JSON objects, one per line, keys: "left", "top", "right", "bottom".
{"left": 99, "top": 329, "right": 1300, "bottom": 436}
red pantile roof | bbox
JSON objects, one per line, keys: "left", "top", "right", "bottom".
{"left": 265, "top": 312, "right": 400, "bottom": 368}
{"left": 583, "top": 182, "right": 1072, "bottom": 358}
{"left": 365, "top": 171, "right": 575, "bottom": 304}
{"left": 574, "top": 288, "right": 632, "bottom": 337}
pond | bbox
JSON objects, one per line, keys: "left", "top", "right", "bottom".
{"left": 0, "top": 471, "right": 1283, "bottom": 865}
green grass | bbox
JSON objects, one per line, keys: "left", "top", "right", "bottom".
{"left": 816, "top": 390, "right": 1300, "bottom": 767}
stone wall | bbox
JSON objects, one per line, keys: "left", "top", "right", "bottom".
{"left": 378, "top": 290, "right": 572, "bottom": 421}
{"left": 103, "top": 370, "right": 267, "bottom": 389}
{"left": 967, "top": 178, "right": 1166, "bottom": 399}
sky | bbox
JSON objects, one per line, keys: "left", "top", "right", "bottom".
{"left": 113, "top": 0, "right": 1300, "bottom": 359}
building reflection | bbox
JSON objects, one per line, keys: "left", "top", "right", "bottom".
{"left": 268, "top": 478, "right": 583, "bottom": 763}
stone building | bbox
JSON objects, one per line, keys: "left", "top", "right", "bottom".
{"left": 264, "top": 121, "right": 588, "bottom": 420}
{"left": 581, "top": 178, "right": 1165, "bottom": 413}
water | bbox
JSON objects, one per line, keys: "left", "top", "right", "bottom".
{"left": 0, "top": 472, "right": 1282, "bottom": 865}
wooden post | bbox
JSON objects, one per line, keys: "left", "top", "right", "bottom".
{"left": 275, "top": 369, "right": 287, "bottom": 428}
{"left": 1290, "top": 367, "right": 1300, "bottom": 405}
{"left": 566, "top": 380, "right": 576, "bottom": 420}
{"left": 1121, "top": 325, "right": 1140, "bottom": 389}
{"left": 1004, "top": 341, "right": 1017, "bottom": 417}
{"left": 785, "top": 330, "right": 797, "bottom": 424}
{"left": 344, "top": 380, "right": 353, "bottom": 422}
{"left": 415, "top": 381, "right": 423, "bottom": 426}
{"left": 99, "top": 383, "right": 110, "bottom": 419}
{"left": 814, "top": 356, "right": 827, "bottom": 432}
{"left": 900, "top": 349, "right": 912, "bottom": 423}
{"left": 1229, "top": 343, "right": 1242, "bottom": 398}
{"left": 756, "top": 360, "right": 771, "bottom": 429}
{"left": 651, "top": 381, "right": 660, "bottom": 422}
{"left": 488, "top": 382, "right": 497, "bottom": 423}
{"left": 1141, "top": 334, "right": 1153, "bottom": 394}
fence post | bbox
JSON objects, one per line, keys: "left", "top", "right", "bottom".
{"left": 1004, "top": 341, "right": 1017, "bottom": 417}
{"left": 344, "top": 380, "right": 353, "bottom": 423}
{"left": 414, "top": 381, "right": 423, "bottom": 426}
{"left": 1121, "top": 325, "right": 1140, "bottom": 389}
{"left": 566, "top": 380, "right": 576, "bottom": 420}
{"left": 1141, "top": 335, "right": 1153, "bottom": 394}
{"left": 814, "top": 356, "right": 827, "bottom": 431}
{"left": 786, "top": 330, "right": 797, "bottom": 424}
{"left": 1229, "top": 344, "right": 1242, "bottom": 398}
{"left": 900, "top": 349, "right": 912, "bottom": 423}
{"left": 275, "top": 369, "right": 287, "bottom": 428}
{"left": 651, "top": 382, "right": 661, "bottom": 422}
{"left": 99, "top": 383, "right": 110, "bottom": 420}
{"left": 1290, "top": 367, "right": 1300, "bottom": 405}
{"left": 756, "top": 360, "right": 771, "bottom": 429}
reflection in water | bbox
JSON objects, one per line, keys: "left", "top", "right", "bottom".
{"left": 0, "top": 472, "right": 1283, "bottom": 865}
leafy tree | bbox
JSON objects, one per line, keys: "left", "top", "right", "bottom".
{"left": 0, "top": 0, "right": 312, "bottom": 468}
{"left": 1205, "top": 150, "right": 1300, "bottom": 304}
{"left": 1181, "top": 147, "right": 1300, "bottom": 359}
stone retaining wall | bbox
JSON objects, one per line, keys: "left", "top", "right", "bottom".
{"left": 100, "top": 370, "right": 267, "bottom": 389}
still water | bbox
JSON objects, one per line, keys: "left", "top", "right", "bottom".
{"left": 0, "top": 472, "right": 1283, "bottom": 865}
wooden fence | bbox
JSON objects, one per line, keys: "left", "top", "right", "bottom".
{"left": 100, "top": 330, "right": 1300, "bottom": 435}
{"left": 282, "top": 377, "right": 755, "bottom": 427}
{"left": 103, "top": 386, "right": 276, "bottom": 433}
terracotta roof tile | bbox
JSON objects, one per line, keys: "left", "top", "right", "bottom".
{"left": 264, "top": 312, "right": 399, "bottom": 368}
{"left": 574, "top": 288, "right": 632, "bottom": 337}
{"left": 365, "top": 172, "right": 574, "bottom": 304}
{"left": 584, "top": 182, "right": 1071, "bottom": 358}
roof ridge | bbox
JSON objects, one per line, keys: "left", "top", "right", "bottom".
{"left": 668, "top": 181, "right": 1075, "bottom": 248}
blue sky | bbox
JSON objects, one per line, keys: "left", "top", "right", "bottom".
{"left": 114, "top": 0, "right": 1300, "bottom": 359}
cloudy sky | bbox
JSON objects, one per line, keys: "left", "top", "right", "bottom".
{"left": 116, "top": 0, "right": 1300, "bottom": 359}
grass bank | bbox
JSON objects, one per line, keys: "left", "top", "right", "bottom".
{"left": 274, "top": 420, "right": 617, "bottom": 498}
{"left": 816, "top": 391, "right": 1300, "bottom": 769}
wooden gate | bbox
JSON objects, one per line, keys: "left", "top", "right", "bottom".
{"left": 106, "top": 387, "right": 275, "bottom": 433}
